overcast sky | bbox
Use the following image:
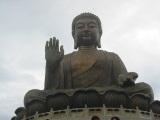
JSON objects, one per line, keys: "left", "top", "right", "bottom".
{"left": 0, "top": 0, "right": 160, "bottom": 119}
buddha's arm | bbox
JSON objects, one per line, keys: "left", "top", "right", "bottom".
{"left": 44, "top": 62, "right": 61, "bottom": 90}
{"left": 44, "top": 37, "right": 64, "bottom": 90}
{"left": 112, "top": 53, "right": 138, "bottom": 87}
{"left": 111, "top": 53, "right": 128, "bottom": 85}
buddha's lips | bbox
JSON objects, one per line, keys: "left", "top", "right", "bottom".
{"left": 82, "top": 36, "right": 91, "bottom": 39}
{"left": 79, "top": 31, "right": 92, "bottom": 36}
{"left": 79, "top": 33, "right": 94, "bottom": 39}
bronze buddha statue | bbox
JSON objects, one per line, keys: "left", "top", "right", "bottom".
{"left": 23, "top": 13, "right": 154, "bottom": 116}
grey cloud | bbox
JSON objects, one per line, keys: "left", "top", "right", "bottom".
{"left": 0, "top": 65, "right": 16, "bottom": 81}
{"left": 0, "top": 115, "right": 9, "bottom": 120}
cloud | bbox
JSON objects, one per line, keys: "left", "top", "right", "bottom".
{"left": 0, "top": 65, "right": 16, "bottom": 82}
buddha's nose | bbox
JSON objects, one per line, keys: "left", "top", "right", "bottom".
{"left": 83, "top": 25, "right": 89, "bottom": 31}
{"left": 83, "top": 29, "right": 90, "bottom": 35}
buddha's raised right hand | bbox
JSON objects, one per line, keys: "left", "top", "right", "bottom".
{"left": 45, "top": 37, "right": 64, "bottom": 66}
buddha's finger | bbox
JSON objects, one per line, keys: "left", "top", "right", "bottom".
{"left": 56, "top": 39, "right": 59, "bottom": 51}
{"left": 60, "top": 45, "right": 64, "bottom": 56}
{"left": 52, "top": 37, "right": 56, "bottom": 48}
{"left": 49, "top": 38, "right": 52, "bottom": 48}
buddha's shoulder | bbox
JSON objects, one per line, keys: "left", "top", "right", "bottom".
{"left": 96, "top": 50, "right": 120, "bottom": 58}
{"left": 63, "top": 52, "right": 77, "bottom": 58}
{"left": 62, "top": 50, "right": 120, "bottom": 59}
{"left": 61, "top": 52, "right": 77, "bottom": 62}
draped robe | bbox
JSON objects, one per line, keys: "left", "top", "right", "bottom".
{"left": 44, "top": 49, "right": 127, "bottom": 90}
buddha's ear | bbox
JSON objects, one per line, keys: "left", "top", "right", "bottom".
{"left": 97, "top": 36, "right": 101, "bottom": 48}
{"left": 74, "top": 42, "right": 78, "bottom": 49}
{"left": 74, "top": 37, "right": 78, "bottom": 49}
{"left": 72, "top": 32, "right": 78, "bottom": 49}
{"left": 97, "top": 40, "right": 101, "bottom": 48}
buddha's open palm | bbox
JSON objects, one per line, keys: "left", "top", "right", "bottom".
{"left": 45, "top": 37, "right": 64, "bottom": 65}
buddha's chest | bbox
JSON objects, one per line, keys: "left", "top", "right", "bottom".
{"left": 71, "top": 51, "right": 106, "bottom": 77}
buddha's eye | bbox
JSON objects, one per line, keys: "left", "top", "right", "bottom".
{"left": 89, "top": 25, "right": 96, "bottom": 28}
{"left": 76, "top": 23, "right": 84, "bottom": 29}
{"left": 88, "top": 22, "right": 97, "bottom": 28}
{"left": 77, "top": 26, "right": 83, "bottom": 29}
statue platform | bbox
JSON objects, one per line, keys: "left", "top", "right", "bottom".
{"left": 22, "top": 106, "right": 160, "bottom": 120}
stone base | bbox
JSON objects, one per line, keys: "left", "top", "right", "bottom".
{"left": 22, "top": 106, "right": 160, "bottom": 120}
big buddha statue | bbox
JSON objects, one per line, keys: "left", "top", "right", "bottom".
{"left": 22, "top": 13, "right": 154, "bottom": 117}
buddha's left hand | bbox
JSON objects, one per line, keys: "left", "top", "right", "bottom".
{"left": 118, "top": 72, "right": 138, "bottom": 87}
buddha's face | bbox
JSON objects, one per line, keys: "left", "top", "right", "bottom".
{"left": 74, "top": 17, "right": 101, "bottom": 47}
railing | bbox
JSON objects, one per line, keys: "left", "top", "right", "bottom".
{"left": 23, "top": 105, "right": 160, "bottom": 120}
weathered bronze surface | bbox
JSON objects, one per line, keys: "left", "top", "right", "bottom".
{"left": 43, "top": 13, "right": 153, "bottom": 98}
{"left": 13, "top": 13, "right": 157, "bottom": 118}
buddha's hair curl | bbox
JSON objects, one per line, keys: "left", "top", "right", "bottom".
{"left": 72, "top": 12, "right": 102, "bottom": 37}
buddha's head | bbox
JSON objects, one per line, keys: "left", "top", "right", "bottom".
{"left": 72, "top": 13, "right": 102, "bottom": 49}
